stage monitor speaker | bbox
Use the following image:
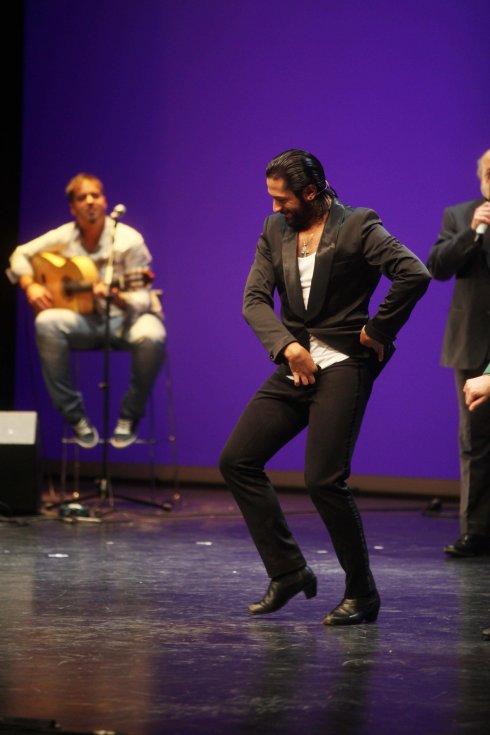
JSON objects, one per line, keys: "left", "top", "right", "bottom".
{"left": 0, "top": 411, "right": 41, "bottom": 515}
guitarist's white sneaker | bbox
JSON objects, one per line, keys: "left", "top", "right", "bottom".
{"left": 110, "top": 418, "right": 138, "bottom": 449}
{"left": 71, "top": 417, "right": 100, "bottom": 449}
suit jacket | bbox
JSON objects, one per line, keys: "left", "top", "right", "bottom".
{"left": 427, "top": 198, "right": 490, "bottom": 369}
{"left": 243, "top": 199, "right": 430, "bottom": 370}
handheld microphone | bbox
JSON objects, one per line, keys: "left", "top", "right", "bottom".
{"left": 475, "top": 198, "right": 490, "bottom": 241}
{"left": 474, "top": 222, "right": 488, "bottom": 243}
{"left": 110, "top": 204, "right": 127, "bottom": 221}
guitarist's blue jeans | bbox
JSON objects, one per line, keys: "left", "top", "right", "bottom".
{"left": 34, "top": 308, "right": 166, "bottom": 425}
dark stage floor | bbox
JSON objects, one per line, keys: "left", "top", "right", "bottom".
{"left": 0, "top": 485, "right": 489, "bottom": 735}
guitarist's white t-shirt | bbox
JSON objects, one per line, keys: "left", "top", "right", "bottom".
{"left": 9, "top": 218, "right": 159, "bottom": 319}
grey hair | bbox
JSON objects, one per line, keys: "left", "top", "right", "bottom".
{"left": 477, "top": 150, "right": 490, "bottom": 179}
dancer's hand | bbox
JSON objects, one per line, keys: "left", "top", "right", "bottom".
{"left": 283, "top": 342, "right": 318, "bottom": 386}
{"left": 360, "top": 326, "right": 384, "bottom": 362}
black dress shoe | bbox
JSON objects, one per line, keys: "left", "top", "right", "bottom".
{"left": 323, "top": 591, "right": 380, "bottom": 626}
{"left": 443, "top": 533, "right": 490, "bottom": 558}
{"left": 482, "top": 627, "right": 490, "bottom": 640}
{"left": 248, "top": 565, "right": 317, "bottom": 615}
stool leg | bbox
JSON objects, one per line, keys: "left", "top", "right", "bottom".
{"left": 73, "top": 442, "right": 81, "bottom": 498}
{"left": 61, "top": 424, "right": 69, "bottom": 499}
{"left": 149, "top": 395, "right": 156, "bottom": 492}
{"left": 164, "top": 358, "right": 179, "bottom": 491}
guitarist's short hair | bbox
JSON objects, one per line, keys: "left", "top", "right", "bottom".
{"left": 65, "top": 173, "right": 104, "bottom": 202}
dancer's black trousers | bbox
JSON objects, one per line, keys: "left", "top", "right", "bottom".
{"left": 219, "top": 357, "right": 378, "bottom": 598}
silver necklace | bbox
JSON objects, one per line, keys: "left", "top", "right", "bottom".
{"left": 299, "top": 215, "right": 328, "bottom": 257}
{"left": 300, "top": 234, "right": 314, "bottom": 258}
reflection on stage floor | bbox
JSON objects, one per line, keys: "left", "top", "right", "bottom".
{"left": 0, "top": 486, "right": 489, "bottom": 735}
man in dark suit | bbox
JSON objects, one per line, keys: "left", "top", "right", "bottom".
{"left": 219, "top": 149, "right": 430, "bottom": 625}
{"left": 427, "top": 149, "right": 490, "bottom": 558}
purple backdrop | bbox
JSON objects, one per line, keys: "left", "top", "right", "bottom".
{"left": 15, "top": 0, "right": 490, "bottom": 480}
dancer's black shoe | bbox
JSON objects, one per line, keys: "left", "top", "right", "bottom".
{"left": 248, "top": 565, "right": 317, "bottom": 616}
{"left": 323, "top": 591, "right": 380, "bottom": 625}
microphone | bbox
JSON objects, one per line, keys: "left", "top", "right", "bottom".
{"left": 474, "top": 222, "right": 488, "bottom": 243}
{"left": 474, "top": 198, "right": 490, "bottom": 241}
{"left": 110, "top": 203, "right": 126, "bottom": 221}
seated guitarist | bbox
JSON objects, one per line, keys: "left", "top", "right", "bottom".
{"left": 8, "top": 173, "right": 166, "bottom": 449}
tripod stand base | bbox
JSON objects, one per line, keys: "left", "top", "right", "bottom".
{"left": 113, "top": 493, "right": 174, "bottom": 511}
{"left": 58, "top": 501, "right": 91, "bottom": 518}
{"left": 45, "top": 475, "right": 177, "bottom": 519}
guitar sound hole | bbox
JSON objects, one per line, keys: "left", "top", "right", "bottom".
{"left": 63, "top": 278, "right": 76, "bottom": 296}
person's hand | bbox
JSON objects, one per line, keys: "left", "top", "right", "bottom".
{"left": 24, "top": 282, "right": 53, "bottom": 313}
{"left": 93, "top": 281, "right": 127, "bottom": 309}
{"left": 283, "top": 342, "right": 318, "bottom": 386}
{"left": 463, "top": 375, "right": 490, "bottom": 411}
{"left": 471, "top": 202, "right": 490, "bottom": 231}
{"left": 108, "top": 287, "right": 127, "bottom": 309}
{"left": 360, "top": 326, "right": 384, "bottom": 362}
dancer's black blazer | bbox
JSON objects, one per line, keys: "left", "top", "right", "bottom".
{"left": 243, "top": 199, "right": 430, "bottom": 370}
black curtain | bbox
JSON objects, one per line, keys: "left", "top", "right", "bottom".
{"left": 0, "top": 1, "right": 24, "bottom": 409}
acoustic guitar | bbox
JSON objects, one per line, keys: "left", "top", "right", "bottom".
{"left": 31, "top": 252, "right": 153, "bottom": 314}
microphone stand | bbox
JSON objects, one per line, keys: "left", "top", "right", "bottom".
{"left": 93, "top": 214, "right": 119, "bottom": 513}
{"left": 90, "top": 210, "right": 175, "bottom": 515}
